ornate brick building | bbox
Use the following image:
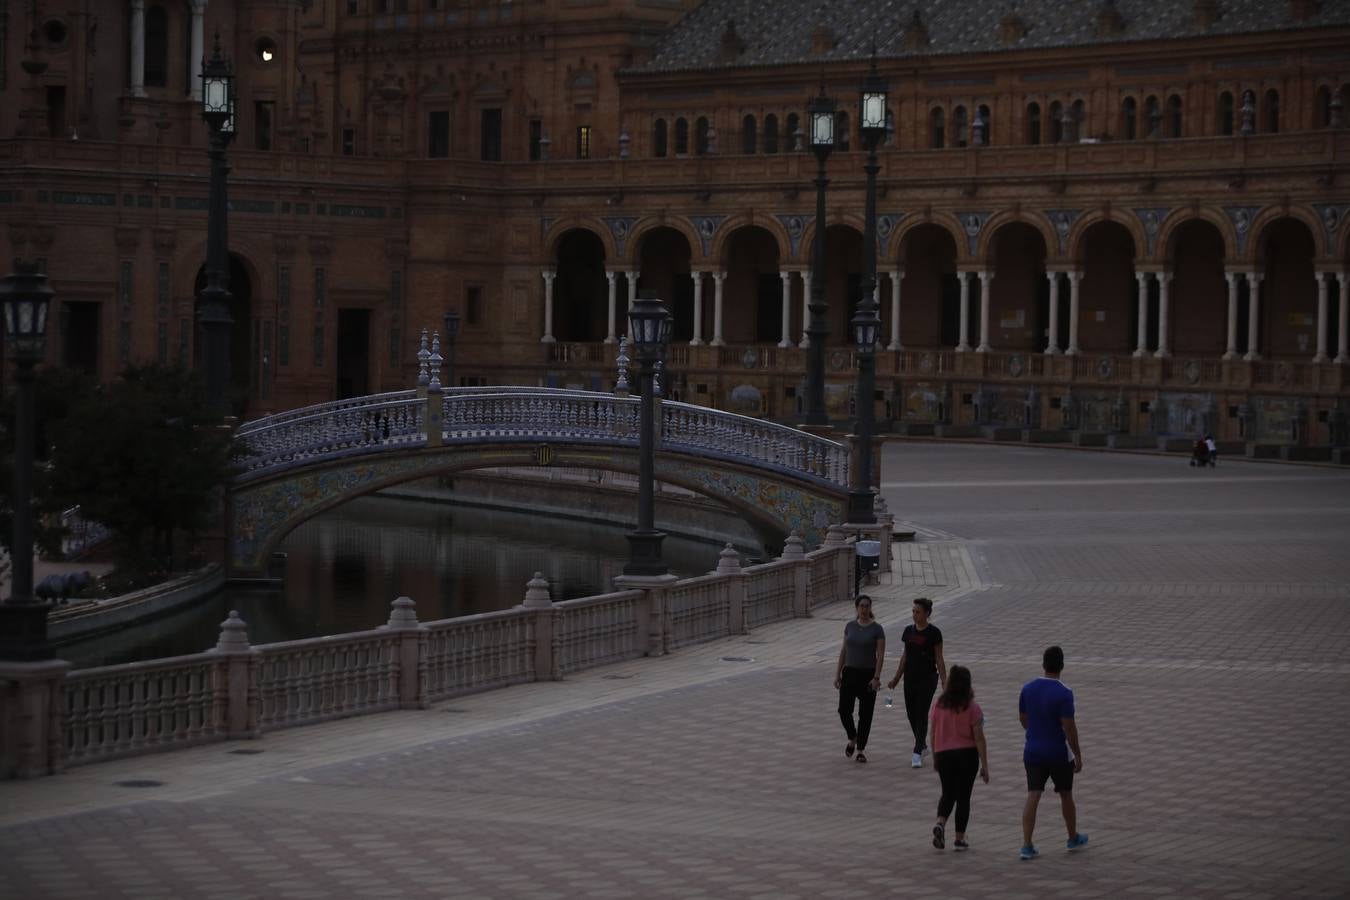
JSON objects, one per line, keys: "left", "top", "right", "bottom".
{"left": 3, "top": 0, "right": 1350, "bottom": 448}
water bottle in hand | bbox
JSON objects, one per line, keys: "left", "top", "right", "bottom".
{"left": 884, "top": 696, "right": 893, "bottom": 710}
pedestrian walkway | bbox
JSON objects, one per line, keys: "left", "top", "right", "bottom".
{"left": 2, "top": 444, "right": 1348, "bottom": 899}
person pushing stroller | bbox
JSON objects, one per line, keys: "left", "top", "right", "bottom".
{"left": 1190, "top": 434, "right": 1217, "bottom": 467}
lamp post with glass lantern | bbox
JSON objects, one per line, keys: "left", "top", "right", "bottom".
{"left": 199, "top": 34, "right": 235, "bottom": 416}
{"left": 442, "top": 310, "right": 461, "bottom": 389}
{"left": 847, "top": 55, "right": 887, "bottom": 525}
{"left": 803, "top": 85, "right": 836, "bottom": 426}
{"left": 623, "top": 290, "right": 672, "bottom": 577}
{"left": 0, "top": 264, "right": 54, "bottom": 661}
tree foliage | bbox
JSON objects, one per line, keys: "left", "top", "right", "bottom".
{"left": 46, "top": 365, "right": 232, "bottom": 576}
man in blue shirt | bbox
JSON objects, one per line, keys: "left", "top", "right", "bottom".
{"left": 1017, "top": 645, "right": 1088, "bottom": 860}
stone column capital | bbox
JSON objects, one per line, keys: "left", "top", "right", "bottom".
{"left": 605, "top": 270, "right": 617, "bottom": 284}
{"left": 541, "top": 270, "right": 556, "bottom": 283}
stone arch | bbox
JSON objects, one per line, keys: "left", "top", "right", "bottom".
{"left": 628, "top": 216, "right": 703, "bottom": 268}
{"left": 888, "top": 212, "right": 965, "bottom": 266}
{"left": 1255, "top": 216, "right": 1319, "bottom": 358}
{"left": 1158, "top": 208, "right": 1237, "bottom": 263}
{"left": 1075, "top": 219, "right": 1139, "bottom": 354}
{"left": 975, "top": 210, "right": 1058, "bottom": 265}
{"left": 798, "top": 212, "right": 865, "bottom": 266}
{"left": 709, "top": 213, "right": 790, "bottom": 266}
{"left": 1067, "top": 210, "right": 1145, "bottom": 265}
{"left": 543, "top": 218, "right": 616, "bottom": 264}
{"left": 633, "top": 226, "right": 697, "bottom": 342}
{"left": 174, "top": 234, "right": 269, "bottom": 300}
{"left": 1248, "top": 205, "right": 1329, "bottom": 263}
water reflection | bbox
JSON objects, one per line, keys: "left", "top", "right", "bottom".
{"left": 60, "top": 496, "right": 743, "bottom": 668}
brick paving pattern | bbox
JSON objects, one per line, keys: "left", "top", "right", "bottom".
{"left": 3, "top": 443, "right": 1348, "bottom": 898}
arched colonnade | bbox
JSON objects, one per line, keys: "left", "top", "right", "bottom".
{"left": 539, "top": 208, "right": 1350, "bottom": 363}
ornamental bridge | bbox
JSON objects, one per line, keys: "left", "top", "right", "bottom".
{"left": 226, "top": 387, "right": 852, "bottom": 578}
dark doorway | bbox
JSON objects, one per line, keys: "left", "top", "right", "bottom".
{"left": 555, "top": 229, "right": 607, "bottom": 342}
{"left": 337, "top": 309, "right": 371, "bottom": 399}
{"left": 939, "top": 274, "right": 962, "bottom": 347}
{"left": 755, "top": 274, "right": 780, "bottom": 343}
{"left": 671, "top": 274, "right": 695, "bottom": 342}
{"left": 46, "top": 86, "right": 65, "bottom": 138}
{"left": 62, "top": 302, "right": 100, "bottom": 375}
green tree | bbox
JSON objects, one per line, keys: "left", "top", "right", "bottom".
{"left": 47, "top": 365, "right": 232, "bottom": 578}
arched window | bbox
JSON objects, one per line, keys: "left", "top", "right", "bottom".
{"left": 674, "top": 117, "right": 689, "bottom": 155}
{"left": 953, "top": 105, "right": 968, "bottom": 148}
{"left": 741, "top": 114, "right": 757, "bottom": 154}
{"left": 764, "top": 114, "right": 779, "bottom": 153}
{"left": 785, "top": 113, "right": 801, "bottom": 150}
{"left": 930, "top": 107, "right": 945, "bottom": 149}
{"left": 1122, "top": 97, "right": 1137, "bottom": 140}
{"left": 1049, "top": 101, "right": 1063, "bottom": 143}
{"left": 1316, "top": 86, "right": 1332, "bottom": 127}
{"left": 977, "top": 104, "right": 991, "bottom": 146}
{"left": 695, "top": 117, "right": 710, "bottom": 154}
{"left": 835, "top": 110, "right": 850, "bottom": 150}
{"left": 653, "top": 119, "right": 668, "bottom": 158}
{"left": 1166, "top": 94, "right": 1183, "bottom": 138}
{"left": 1264, "top": 89, "right": 1280, "bottom": 133}
{"left": 1027, "top": 102, "right": 1041, "bottom": 145}
{"left": 1071, "top": 99, "right": 1085, "bottom": 141}
{"left": 1218, "top": 91, "right": 1234, "bottom": 136}
{"left": 1144, "top": 95, "right": 1159, "bottom": 137}
{"left": 144, "top": 5, "right": 169, "bottom": 87}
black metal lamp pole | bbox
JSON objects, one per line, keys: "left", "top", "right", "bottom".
{"left": 804, "top": 86, "right": 836, "bottom": 425}
{"left": 848, "top": 55, "right": 887, "bottom": 525}
{"left": 624, "top": 290, "right": 672, "bottom": 577}
{"left": 0, "top": 264, "right": 54, "bottom": 661}
{"left": 442, "top": 310, "right": 461, "bottom": 389}
{"left": 199, "top": 35, "right": 235, "bottom": 415}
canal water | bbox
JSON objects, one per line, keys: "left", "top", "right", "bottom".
{"left": 59, "top": 495, "right": 740, "bottom": 669}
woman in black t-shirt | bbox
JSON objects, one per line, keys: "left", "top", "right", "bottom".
{"left": 887, "top": 597, "right": 947, "bottom": 768}
{"left": 834, "top": 595, "right": 886, "bottom": 764}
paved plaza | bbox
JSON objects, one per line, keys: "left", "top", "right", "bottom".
{"left": 3, "top": 443, "right": 1349, "bottom": 899}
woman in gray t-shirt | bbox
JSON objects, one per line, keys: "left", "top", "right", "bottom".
{"left": 834, "top": 595, "right": 886, "bottom": 763}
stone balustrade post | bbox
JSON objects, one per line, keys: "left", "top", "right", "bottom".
{"left": 381, "top": 596, "right": 428, "bottom": 708}
{"left": 716, "top": 543, "right": 747, "bottom": 634}
{"left": 613, "top": 572, "right": 680, "bottom": 655}
{"left": 0, "top": 658, "right": 71, "bottom": 779}
{"left": 425, "top": 383, "right": 443, "bottom": 447}
{"left": 780, "top": 532, "right": 811, "bottom": 618}
{"left": 823, "top": 525, "right": 850, "bottom": 601}
{"left": 521, "top": 573, "right": 557, "bottom": 680}
{"left": 211, "top": 611, "right": 259, "bottom": 740}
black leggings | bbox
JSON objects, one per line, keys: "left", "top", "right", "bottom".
{"left": 935, "top": 746, "right": 981, "bottom": 833}
{"left": 904, "top": 675, "right": 938, "bottom": 754}
{"left": 837, "top": 667, "right": 877, "bottom": 750}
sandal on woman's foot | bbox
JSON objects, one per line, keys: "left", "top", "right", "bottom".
{"left": 932, "top": 823, "right": 945, "bottom": 849}
{"left": 855, "top": 751, "right": 868, "bottom": 763}
{"left": 845, "top": 742, "right": 855, "bottom": 758}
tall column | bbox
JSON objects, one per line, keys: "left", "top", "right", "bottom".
{"left": 956, "top": 271, "right": 972, "bottom": 352}
{"left": 626, "top": 271, "right": 639, "bottom": 339}
{"left": 1338, "top": 272, "right": 1349, "bottom": 364}
{"left": 690, "top": 271, "right": 705, "bottom": 346}
{"left": 604, "top": 271, "right": 618, "bottom": 344}
{"left": 1045, "top": 271, "right": 1062, "bottom": 355}
{"left": 1065, "top": 271, "right": 1082, "bottom": 356}
{"left": 799, "top": 272, "right": 811, "bottom": 348}
{"left": 1133, "top": 271, "right": 1151, "bottom": 357}
{"left": 1223, "top": 271, "right": 1241, "bottom": 360}
{"left": 888, "top": 267, "right": 903, "bottom": 351}
{"left": 1154, "top": 272, "right": 1172, "bottom": 359}
{"left": 710, "top": 272, "right": 726, "bottom": 347}
{"left": 1314, "top": 271, "right": 1330, "bottom": 363}
{"left": 189, "top": 1, "right": 208, "bottom": 101}
{"left": 129, "top": 0, "right": 147, "bottom": 97}
{"left": 1244, "top": 273, "right": 1263, "bottom": 361}
{"left": 540, "top": 271, "right": 556, "bottom": 343}
{"left": 778, "top": 271, "right": 793, "bottom": 348}
{"left": 976, "top": 270, "right": 994, "bottom": 353}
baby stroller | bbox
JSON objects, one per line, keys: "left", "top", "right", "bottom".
{"left": 1189, "top": 439, "right": 1209, "bottom": 468}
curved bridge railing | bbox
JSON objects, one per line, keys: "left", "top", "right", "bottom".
{"left": 232, "top": 388, "right": 849, "bottom": 491}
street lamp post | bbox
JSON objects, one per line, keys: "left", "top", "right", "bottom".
{"left": 803, "top": 85, "right": 836, "bottom": 425}
{"left": 0, "top": 263, "right": 54, "bottom": 661}
{"left": 442, "top": 310, "right": 461, "bottom": 389}
{"left": 199, "top": 35, "right": 235, "bottom": 416}
{"left": 848, "top": 56, "right": 888, "bottom": 525}
{"left": 624, "top": 290, "right": 672, "bottom": 577}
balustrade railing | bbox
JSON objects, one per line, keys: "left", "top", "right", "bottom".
{"left": 236, "top": 390, "right": 418, "bottom": 437}
{"left": 808, "top": 546, "right": 850, "bottom": 610}
{"left": 254, "top": 630, "right": 402, "bottom": 731}
{"left": 233, "top": 398, "right": 426, "bottom": 478}
{"left": 64, "top": 653, "right": 228, "bottom": 765}
{"left": 422, "top": 609, "right": 535, "bottom": 700}
{"left": 664, "top": 574, "right": 732, "bottom": 650}
{"left": 743, "top": 560, "right": 797, "bottom": 629}
{"left": 553, "top": 590, "right": 646, "bottom": 674}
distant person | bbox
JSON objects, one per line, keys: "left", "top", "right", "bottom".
{"left": 1018, "top": 645, "right": 1088, "bottom": 860}
{"left": 929, "top": 664, "right": 990, "bottom": 852}
{"left": 887, "top": 597, "right": 947, "bottom": 768}
{"left": 834, "top": 595, "right": 885, "bottom": 764}
{"left": 1204, "top": 434, "right": 1217, "bottom": 466}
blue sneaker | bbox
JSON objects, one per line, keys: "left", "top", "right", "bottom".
{"left": 1066, "top": 833, "right": 1090, "bottom": 852}
{"left": 1019, "top": 845, "right": 1039, "bottom": 860}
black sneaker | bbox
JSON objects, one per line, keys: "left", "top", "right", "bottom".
{"left": 932, "top": 823, "right": 945, "bottom": 849}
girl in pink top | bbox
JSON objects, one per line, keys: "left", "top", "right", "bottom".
{"left": 928, "top": 665, "right": 990, "bottom": 851}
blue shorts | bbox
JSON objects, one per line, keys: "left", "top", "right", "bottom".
{"left": 1025, "top": 760, "right": 1074, "bottom": 793}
